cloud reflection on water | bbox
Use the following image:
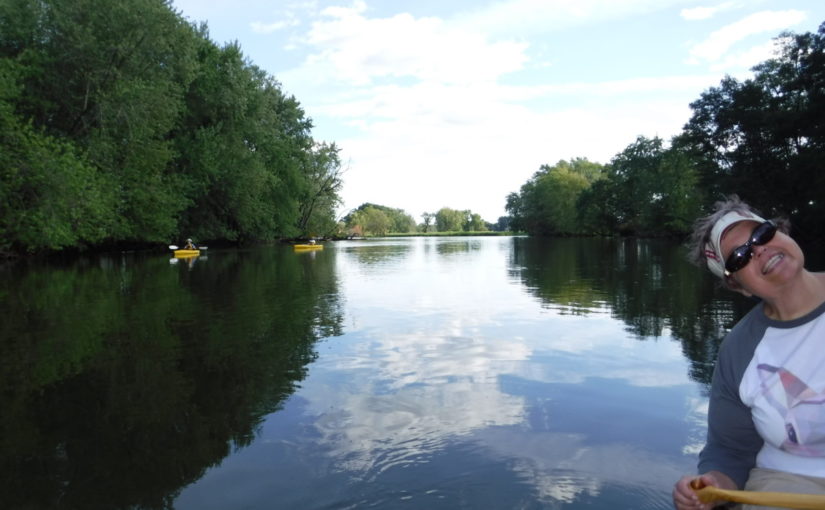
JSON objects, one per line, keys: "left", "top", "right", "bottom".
{"left": 292, "top": 237, "right": 705, "bottom": 505}
{"left": 302, "top": 324, "right": 700, "bottom": 506}
{"left": 305, "top": 333, "right": 529, "bottom": 478}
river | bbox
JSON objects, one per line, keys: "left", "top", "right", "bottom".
{"left": 1, "top": 236, "right": 761, "bottom": 509}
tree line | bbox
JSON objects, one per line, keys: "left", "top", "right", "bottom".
{"left": 342, "top": 203, "right": 502, "bottom": 236}
{"left": 507, "top": 23, "right": 825, "bottom": 247}
{"left": 0, "top": 0, "right": 343, "bottom": 256}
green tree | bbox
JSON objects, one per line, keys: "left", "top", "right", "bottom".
{"left": 0, "top": 0, "right": 342, "bottom": 253}
{"left": 505, "top": 192, "right": 525, "bottom": 232}
{"left": 420, "top": 212, "right": 435, "bottom": 232}
{"left": 676, "top": 23, "right": 825, "bottom": 241}
{"left": 576, "top": 178, "right": 620, "bottom": 235}
{"left": 173, "top": 38, "right": 314, "bottom": 242}
{"left": 602, "top": 136, "right": 701, "bottom": 235}
{"left": 345, "top": 203, "right": 415, "bottom": 234}
{"left": 296, "top": 142, "right": 344, "bottom": 238}
{"left": 351, "top": 206, "right": 391, "bottom": 236}
{"left": 465, "top": 212, "right": 487, "bottom": 232}
{"left": 435, "top": 207, "right": 465, "bottom": 232}
{"left": 506, "top": 159, "right": 602, "bottom": 236}
{"left": 606, "top": 137, "right": 663, "bottom": 233}
{"left": 0, "top": 61, "right": 111, "bottom": 253}
{"left": 4, "top": 0, "right": 199, "bottom": 243}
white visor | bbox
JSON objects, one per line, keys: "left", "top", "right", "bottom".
{"left": 704, "top": 211, "right": 767, "bottom": 278}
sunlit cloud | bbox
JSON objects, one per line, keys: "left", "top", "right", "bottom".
{"left": 303, "top": 333, "right": 530, "bottom": 474}
{"left": 686, "top": 10, "right": 806, "bottom": 64}
{"left": 682, "top": 395, "right": 709, "bottom": 455}
{"left": 250, "top": 21, "right": 290, "bottom": 33}
{"left": 708, "top": 40, "right": 780, "bottom": 71}
{"left": 298, "top": 2, "right": 527, "bottom": 86}
{"left": 680, "top": 2, "right": 739, "bottom": 21}
{"left": 455, "top": 0, "right": 696, "bottom": 36}
{"left": 190, "top": 0, "right": 822, "bottom": 221}
{"left": 478, "top": 427, "right": 694, "bottom": 506}
{"left": 277, "top": 2, "right": 731, "bottom": 219}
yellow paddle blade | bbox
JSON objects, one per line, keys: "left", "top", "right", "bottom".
{"left": 694, "top": 485, "right": 825, "bottom": 509}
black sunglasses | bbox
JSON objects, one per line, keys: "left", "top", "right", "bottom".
{"left": 724, "top": 221, "right": 777, "bottom": 276}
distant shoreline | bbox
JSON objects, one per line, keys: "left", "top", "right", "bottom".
{"left": 379, "top": 231, "right": 516, "bottom": 238}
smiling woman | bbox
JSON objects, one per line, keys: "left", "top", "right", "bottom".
{"left": 673, "top": 195, "right": 825, "bottom": 510}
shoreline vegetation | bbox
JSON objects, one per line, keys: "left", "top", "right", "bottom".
{"left": 2, "top": 2, "right": 824, "bottom": 259}
{"left": 383, "top": 231, "right": 515, "bottom": 237}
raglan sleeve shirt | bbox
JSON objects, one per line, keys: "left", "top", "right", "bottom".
{"left": 698, "top": 300, "right": 825, "bottom": 489}
{"left": 698, "top": 305, "right": 766, "bottom": 489}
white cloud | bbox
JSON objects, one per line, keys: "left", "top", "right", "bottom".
{"left": 298, "top": 4, "right": 527, "bottom": 86}
{"left": 250, "top": 21, "right": 289, "bottom": 33}
{"left": 455, "top": 0, "right": 694, "bottom": 36}
{"left": 302, "top": 332, "right": 530, "bottom": 473}
{"left": 277, "top": 2, "right": 738, "bottom": 220}
{"left": 330, "top": 83, "right": 701, "bottom": 219}
{"left": 687, "top": 10, "right": 806, "bottom": 64}
{"left": 680, "top": 2, "right": 738, "bottom": 21}
{"left": 273, "top": 3, "right": 819, "bottom": 220}
{"left": 479, "top": 427, "right": 694, "bottom": 506}
{"left": 709, "top": 40, "right": 779, "bottom": 71}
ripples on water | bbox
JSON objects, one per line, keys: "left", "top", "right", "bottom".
{"left": 1, "top": 237, "right": 753, "bottom": 509}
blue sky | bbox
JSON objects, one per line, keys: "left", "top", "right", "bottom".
{"left": 170, "top": 0, "right": 825, "bottom": 223}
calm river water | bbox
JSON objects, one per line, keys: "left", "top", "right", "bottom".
{"left": 1, "top": 236, "right": 768, "bottom": 509}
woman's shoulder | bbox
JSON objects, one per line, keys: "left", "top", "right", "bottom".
{"left": 717, "top": 304, "right": 769, "bottom": 365}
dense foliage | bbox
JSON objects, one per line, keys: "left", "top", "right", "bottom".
{"left": 432, "top": 207, "right": 488, "bottom": 233}
{"left": 343, "top": 203, "right": 489, "bottom": 236}
{"left": 343, "top": 203, "right": 416, "bottom": 236}
{"left": 509, "top": 23, "right": 825, "bottom": 242}
{"left": 0, "top": 0, "right": 342, "bottom": 255}
{"left": 0, "top": 246, "right": 343, "bottom": 509}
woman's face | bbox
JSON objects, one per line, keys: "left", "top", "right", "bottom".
{"left": 721, "top": 220, "right": 804, "bottom": 297}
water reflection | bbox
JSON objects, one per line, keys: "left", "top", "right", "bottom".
{"left": 435, "top": 239, "right": 482, "bottom": 256}
{"left": 338, "top": 239, "right": 412, "bottom": 267}
{"left": 510, "top": 236, "right": 756, "bottom": 386}
{"left": 1, "top": 237, "right": 757, "bottom": 509}
{"left": 307, "top": 334, "right": 529, "bottom": 476}
{"left": 173, "top": 237, "right": 710, "bottom": 509}
{"left": 0, "top": 247, "right": 342, "bottom": 510}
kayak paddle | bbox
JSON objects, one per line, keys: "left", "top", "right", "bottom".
{"left": 692, "top": 480, "right": 825, "bottom": 509}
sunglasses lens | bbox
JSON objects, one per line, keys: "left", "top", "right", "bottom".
{"left": 724, "top": 221, "right": 777, "bottom": 275}
{"left": 725, "top": 246, "right": 752, "bottom": 274}
{"left": 751, "top": 222, "right": 776, "bottom": 245}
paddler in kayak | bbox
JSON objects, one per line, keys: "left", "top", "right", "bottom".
{"left": 184, "top": 238, "right": 196, "bottom": 250}
{"left": 672, "top": 195, "right": 825, "bottom": 510}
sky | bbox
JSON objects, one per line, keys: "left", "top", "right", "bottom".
{"left": 170, "top": 0, "right": 825, "bottom": 223}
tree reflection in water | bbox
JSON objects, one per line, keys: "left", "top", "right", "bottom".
{"left": 509, "top": 236, "right": 756, "bottom": 388}
{"left": 0, "top": 246, "right": 342, "bottom": 510}
{"left": 0, "top": 236, "right": 773, "bottom": 509}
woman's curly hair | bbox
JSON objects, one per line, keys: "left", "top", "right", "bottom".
{"left": 686, "top": 195, "right": 790, "bottom": 290}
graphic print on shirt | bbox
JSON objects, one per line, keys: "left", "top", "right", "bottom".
{"left": 758, "top": 363, "right": 825, "bottom": 456}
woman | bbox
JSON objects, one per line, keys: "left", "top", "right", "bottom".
{"left": 672, "top": 196, "right": 825, "bottom": 510}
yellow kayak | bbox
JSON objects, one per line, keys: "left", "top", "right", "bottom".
{"left": 293, "top": 244, "right": 323, "bottom": 250}
{"left": 173, "top": 249, "right": 200, "bottom": 257}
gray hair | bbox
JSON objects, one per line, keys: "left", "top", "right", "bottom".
{"left": 686, "top": 195, "right": 790, "bottom": 288}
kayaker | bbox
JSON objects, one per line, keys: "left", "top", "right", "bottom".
{"left": 672, "top": 195, "right": 825, "bottom": 509}
{"left": 184, "top": 238, "right": 196, "bottom": 250}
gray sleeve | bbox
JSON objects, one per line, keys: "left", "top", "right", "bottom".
{"left": 697, "top": 307, "right": 766, "bottom": 489}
